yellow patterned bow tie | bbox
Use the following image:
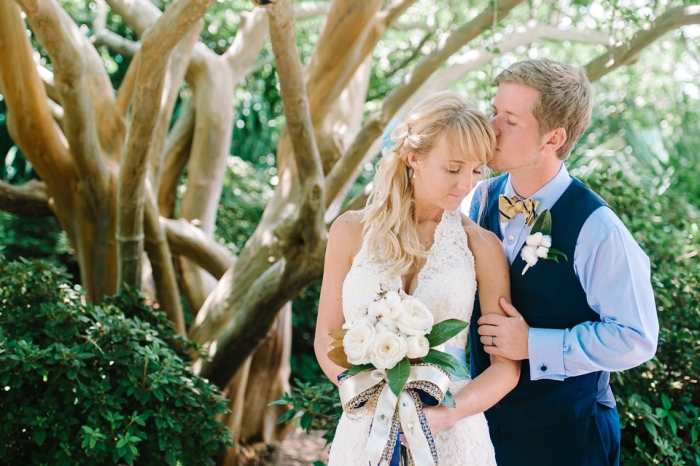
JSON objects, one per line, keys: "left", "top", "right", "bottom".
{"left": 499, "top": 195, "right": 540, "bottom": 226}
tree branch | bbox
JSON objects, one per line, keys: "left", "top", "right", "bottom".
{"left": 18, "top": 0, "right": 111, "bottom": 210}
{"left": 585, "top": 5, "right": 700, "bottom": 82}
{"left": 148, "top": 23, "right": 201, "bottom": 192}
{"left": 193, "top": 0, "right": 327, "bottom": 387}
{"left": 117, "top": 0, "right": 216, "bottom": 290}
{"left": 35, "top": 64, "right": 61, "bottom": 104}
{"left": 397, "top": 21, "right": 609, "bottom": 120}
{"left": 115, "top": 50, "right": 139, "bottom": 118}
{"left": 161, "top": 217, "right": 235, "bottom": 280}
{"left": 158, "top": 99, "right": 195, "bottom": 217}
{"left": 0, "top": 0, "right": 74, "bottom": 200}
{"left": 92, "top": 30, "right": 140, "bottom": 57}
{"left": 143, "top": 181, "right": 185, "bottom": 334}
{"left": 304, "top": 0, "right": 384, "bottom": 129}
{"left": 0, "top": 179, "right": 54, "bottom": 217}
{"left": 324, "top": 0, "right": 525, "bottom": 207}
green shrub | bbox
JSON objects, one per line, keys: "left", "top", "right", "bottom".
{"left": 578, "top": 161, "right": 700, "bottom": 465}
{"left": 0, "top": 258, "right": 232, "bottom": 465}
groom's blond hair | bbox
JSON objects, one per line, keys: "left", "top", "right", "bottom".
{"left": 363, "top": 91, "right": 495, "bottom": 278}
{"left": 495, "top": 59, "right": 593, "bottom": 160}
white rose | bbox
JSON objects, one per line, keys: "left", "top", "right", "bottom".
{"left": 343, "top": 320, "right": 376, "bottom": 365}
{"left": 535, "top": 246, "right": 549, "bottom": 258}
{"left": 368, "top": 299, "right": 391, "bottom": 318}
{"left": 370, "top": 331, "right": 407, "bottom": 370}
{"left": 526, "top": 232, "right": 543, "bottom": 246}
{"left": 395, "top": 297, "right": 434, "bottom": 336}
{"left": 540, "top": 235, "right": 552, "bottom": 248}
{"left": 520, "top": 245, "right": 538, "bottom": 266}
{"left": 354, "top": 294, "right": 375, "bottom": 311}
{"left": 406, "top": 335, "right": 430, "bottom": 359}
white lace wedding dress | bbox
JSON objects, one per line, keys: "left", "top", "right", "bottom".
{"left": 327, "top": 209, "right": 497, "bottom": 465}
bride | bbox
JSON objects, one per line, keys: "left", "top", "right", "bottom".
{"left": 314, "top": 91, "right": 520, "bottom": 465}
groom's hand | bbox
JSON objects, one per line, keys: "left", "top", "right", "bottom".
{"left": 478, "top": 298, "right": 530, "bottom": 360}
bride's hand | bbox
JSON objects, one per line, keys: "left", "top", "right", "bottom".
{"left": 422, "top": 405, "right": 456, "bottom": 433}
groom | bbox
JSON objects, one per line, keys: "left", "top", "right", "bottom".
{"left": 467, "top": 59, "right": 658, "bottom": 466}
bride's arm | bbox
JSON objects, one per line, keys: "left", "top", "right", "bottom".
{"left": 424, "top": 224, "right": 520, "bottom": 431}
{"left": 314, "top": 211, "right": 364, "bottom": 386}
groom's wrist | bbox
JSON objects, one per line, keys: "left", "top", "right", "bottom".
{"left": 528, "top": 328, "right": 566, "bottom": 380}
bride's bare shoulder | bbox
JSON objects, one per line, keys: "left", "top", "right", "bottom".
{"left": 328, "top": 210, "right": 365, "bottom": 254}
{"left": 458, "top": 212, "right": 504, "bottom": 261}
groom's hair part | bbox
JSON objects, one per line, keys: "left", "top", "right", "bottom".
{"left": 495, "top": 59, "right": 593, "bottom": 160}
{"left": 364, "top": 90, "right": 495, "bottom": 278}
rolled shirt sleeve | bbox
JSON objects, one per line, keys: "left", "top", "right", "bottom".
{"left": 528, "top": 206, "right": 659, "bottom": 381}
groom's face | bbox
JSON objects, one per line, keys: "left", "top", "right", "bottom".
{"left": 488, "top": 83, "right": 544, "bottom": 173}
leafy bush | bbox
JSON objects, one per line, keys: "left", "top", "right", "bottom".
{"left": 576, "top": 160, "right": 700, "bottom": 465}
{"left": 270, "top": 379, "right": 342, "bottom": 445}
{"left": 0, "top": 258, "right": 232, "bottom": 465}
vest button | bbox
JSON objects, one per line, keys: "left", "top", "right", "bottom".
{"left": 541, "top": 365, "right": 548, "bottom": 372}
{"left": 508, "top": 235, "right": 514, "bottom": 241}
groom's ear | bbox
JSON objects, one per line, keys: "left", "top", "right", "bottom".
{"left": 541, "top": 128, "right": 567, "bottom": 156}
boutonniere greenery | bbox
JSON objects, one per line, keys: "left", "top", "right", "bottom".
{"left": 520, "top": 209, "right": 568, "bottom": 275}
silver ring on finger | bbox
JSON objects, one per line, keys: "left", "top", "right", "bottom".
{"left": 491, "top": 335, "right": 496, "bottom": 347}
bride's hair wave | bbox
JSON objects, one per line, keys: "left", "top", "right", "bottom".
{"left": 363, "top": 91, "right": 495, "bottom": 278}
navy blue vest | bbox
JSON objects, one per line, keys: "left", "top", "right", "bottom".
{"left": 469, "top": 174, "right": 614, "bottom": 434}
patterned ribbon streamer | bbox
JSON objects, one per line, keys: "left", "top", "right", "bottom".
{"left": 498, "top": 195, "right": 540, "bottom": 226}
{"left": 339, "top": 365, "right": 452, "bottom": 466}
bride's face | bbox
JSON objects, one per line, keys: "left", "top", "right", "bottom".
{"left": 408, "top": 134, "right": 484, "bottom": 212}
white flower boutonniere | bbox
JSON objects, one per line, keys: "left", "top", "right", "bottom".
{"left": 520, "top": 209, "right": 568, "bottom": 275}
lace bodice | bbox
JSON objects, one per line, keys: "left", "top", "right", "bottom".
{"left": 342, "top": 209, "right": 477, "bottom": 350}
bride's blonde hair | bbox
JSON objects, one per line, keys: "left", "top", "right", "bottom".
{"left": 363, "top": 91, "right": 495, "bottom": 278}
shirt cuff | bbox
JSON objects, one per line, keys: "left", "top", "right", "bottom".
{"left": 528, "top": 328, "right": 566, "bottom": 381}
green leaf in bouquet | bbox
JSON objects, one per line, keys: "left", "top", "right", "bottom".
{"left": 421, "top": 349, "right": 469, "bottom": 379}
{"left": 344, "top": 364, "right": 375, "bottom": 376}
{"left": 426, "top": 319, "right": 469, "bottom": 347}
{"left": 531, "top": 209, "right": 552, "bottom": 235}
{"left": 441, "top": 390, "right": 456, "bottom": 408}
{"left": 386, "top": 357, "right": 410, "bottom": 397}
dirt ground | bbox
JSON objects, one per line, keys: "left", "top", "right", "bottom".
{"left": 279, "top": 428, "right": 330, "bottom": 466}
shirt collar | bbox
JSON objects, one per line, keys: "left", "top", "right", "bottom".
{"left": 503, "top": 163, "right": 572, "bottom": 214}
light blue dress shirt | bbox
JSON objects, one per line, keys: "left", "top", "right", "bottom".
{"left": 463, "top": 164, "right": 659, "bottom": 381}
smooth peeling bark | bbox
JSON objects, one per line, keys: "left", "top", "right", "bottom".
{"left": 0, "top": 1, "right": 74, "bottom": 238}
{"left": 162, "top": 217, "right": 235, "bottom": 280}
{"left": 0, "top": 180, "right": 53, "bottom": 217}
{"left": 148, "top": 23, "right": 201, "bottom": 192}
{"left": 192, "top": 0, "right": 326, "bottom": 388}
{"left": 117, "top": 0, "right": 216, "bottom": 291}
{"left": 143, "top": 182, "right": 185, "bottom": 335}
{"left": 177, "top": 55, "right": 234, "bottom": 313}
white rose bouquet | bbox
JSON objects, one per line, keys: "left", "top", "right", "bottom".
{"left": 328, "top": 284, "right": 470, "bottom": 465}
{"left": 327, "top": 283, "right": 469, "bottom": 403}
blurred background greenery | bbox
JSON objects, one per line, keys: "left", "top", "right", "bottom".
{"left": 1, "top": 0, "right": 698, "bottom": 464}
